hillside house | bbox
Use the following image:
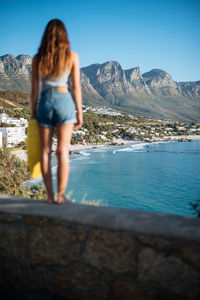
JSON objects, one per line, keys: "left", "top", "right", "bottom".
{"left": 0, "top": 127, "right": 26, "bottom": 147}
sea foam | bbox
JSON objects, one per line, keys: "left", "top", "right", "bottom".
{"left": 116, "top": 142, "right": 149, "bottom": 152}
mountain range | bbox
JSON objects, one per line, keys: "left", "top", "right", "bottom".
{"left": 0, "top": 54, "right": 200, "bottom": 122}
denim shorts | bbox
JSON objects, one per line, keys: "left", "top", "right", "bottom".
{"left": 36, "top": 87, "right": 77, "bottom": 127}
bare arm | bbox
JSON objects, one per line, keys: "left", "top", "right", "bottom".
{"left": 31, "top": 55, "right": 39, "bottom": 119}
{"left": 70, "top": 52, "right": 83, "bottom": 130}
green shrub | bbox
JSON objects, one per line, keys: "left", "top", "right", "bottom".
{"left": 0, "top": 146, "right": 47, "bottom": 199}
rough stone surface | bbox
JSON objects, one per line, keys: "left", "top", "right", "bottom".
{"left": 113, "top": 280, "right": 148, "bottom": 300}
{"left": 51, "top": 268, "right": 110, "bottom": 300}
{"left": 0, "top": 225, "right": 26, "bottom": 263}
{"left": 0, "top": 193, "right": 200, "bottom": 299}
{"left": 1, "top": 261, "right": 49, "bottom": 294}
{"left": 0, "top": 213, "right": 23, "bottom": 223}
{"left": 24, "top": 215, "right": 49, "bottom": 225}
{"left": 1, "top": 193, "right": 200, "bottom": 242}
{"left": 138, "top": 247, "right": 200, "bottom": 299}
{"left": 28, "top": 225, "right": 80, "bottom": 266}
{"left": 180, "top": 246, "right": 200, "bottom": 269}
{"left": 138, "top": 234, "right": 174, "bottom": 252}
{"left": 75, "top": 224, "right": 87, "bottom": 242}
{"left": 83, "top": 228, "right": 137, "bottom": 275}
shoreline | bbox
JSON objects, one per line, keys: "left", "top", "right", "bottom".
{"left": 10, "top": 135, "right": 200, "bottom": 162}
{"left": 69, "top": 139, "right": 137, "bottom": 152}
{"left": 10, "top": 139, "right": 136, "bottom": 162}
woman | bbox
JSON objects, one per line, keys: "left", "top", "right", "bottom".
{"left": 31, "top": 19, "right": 83, "bottom": 204}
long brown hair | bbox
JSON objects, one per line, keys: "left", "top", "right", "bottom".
{"left": 37, "top": 19, "right": 71, "bottom": 78}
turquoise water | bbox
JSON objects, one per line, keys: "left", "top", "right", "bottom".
{"left": 26, "top": 140, "right": 199, "bottom": 216}
{"left": 51, "top": 140, "right": 200, "bottom": 217}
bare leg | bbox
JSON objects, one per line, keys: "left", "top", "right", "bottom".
{"left": 56, "top": 123, "right": 74, "bottom": 204}
{"left": 38, "top": 126, "right": 54, "bottom": 204}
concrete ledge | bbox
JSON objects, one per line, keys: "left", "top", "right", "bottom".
{"left": 0, "top": 193, "right": 200, "bottom": 299}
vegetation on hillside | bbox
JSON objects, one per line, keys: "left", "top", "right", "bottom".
{"left": 0, "top": 90, "right": 31, "bottom": 119}
{"left": 0, "top": 146, "right": 47, "bottom": 199}
{"left": 0, "top": 90, "right": 30, "bottom": 105}
{"left": 0, "top": 122, "right": 16, "bottom": 127}
{"left": 5, "top": 107, "right": 30, "bottom": 119}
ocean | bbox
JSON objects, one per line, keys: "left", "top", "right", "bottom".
{"left": 50, "top": 139, "right": 200, "bottom": 217}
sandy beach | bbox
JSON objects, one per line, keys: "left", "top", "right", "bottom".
{"left": 11, "top": 135, "right": 200, "bottom": 162}
{"left": 10, "top": 139, "right": 135, "bottom": 162}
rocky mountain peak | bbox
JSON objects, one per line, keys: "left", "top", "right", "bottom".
{"left": 0, "top": 54, "right": 16, "bottom": 63}
{"left": 82, "top": 60, "right": 125, "bottom": 85}
{"left": 142, "top": 69, "right": 178, "bottom": 97}
{"left": 142, "top": 69, "right": 171, "bottom": 81}
{"left": 16, "top": 55, "right": 32, "bottom": 65}
{"left": 102, "top": 60, "right": 122, "bottom": 68}
{"left": 0, "top": 54, "right": 32, "bottom": 76}
{"left": 125, "top": 67, "right": 143, "bottom": 82}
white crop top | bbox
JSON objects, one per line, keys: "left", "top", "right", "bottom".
{"left": 41, "top": 69, "right": 70, "bottom": 91}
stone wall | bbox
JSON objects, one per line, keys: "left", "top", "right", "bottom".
{"left": 0, "top": 192, "right": 200, "bottom": 300}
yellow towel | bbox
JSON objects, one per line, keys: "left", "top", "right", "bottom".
{"left": 26, "top": 119, "right": 42, "bottom": 179}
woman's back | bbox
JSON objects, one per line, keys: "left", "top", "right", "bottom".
{"left": 41, "top": 68, "right": 70, "bottom": 91}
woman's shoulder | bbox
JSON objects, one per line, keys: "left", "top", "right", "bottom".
{"left": 69, "top": 51, "right": 79, "bottom": 62}
{"left": 66, "top": 51, "right": 79, "bottom": 73}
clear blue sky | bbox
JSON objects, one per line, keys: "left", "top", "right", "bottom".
{"left": 0, "top": 0, "right": 200, "bottom": 82}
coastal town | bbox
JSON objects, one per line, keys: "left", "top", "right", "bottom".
{"left": 79, "top": 105, "right": 200, "bottom": 144}
{"left": 0, "top": 104, "right": 200, "bottom": 150}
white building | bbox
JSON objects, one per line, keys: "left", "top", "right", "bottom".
{"left": 0, "top": 127, "right": 26, "bottom": 147}
{"left": 177, "top": 126, "right": 186, "bottom": 131}
{"left": 96, "top": 134, "right": 107, "bottom": 140}
{"left": 0, "top": 113, "right": 7, "bottom": 122}
{"left": 189, "top": 128, "right": 197, "bottom": 132}
{"left": 83, "top": 105, "right": 122, "bottom": 116}
{"left": 0, "top": 113, "right": 28, "bottom": 127}
{"left": 165, "top": 127, "right": 173, "bottom": 131}
{"left": 128, "top": 126, "right": 138, "bottom": 134}
{"left": 73, "top": 130, "right": 87, "bottom": 136}
{"left": 140, "top": 132, "right": 146, "bottom": 136}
